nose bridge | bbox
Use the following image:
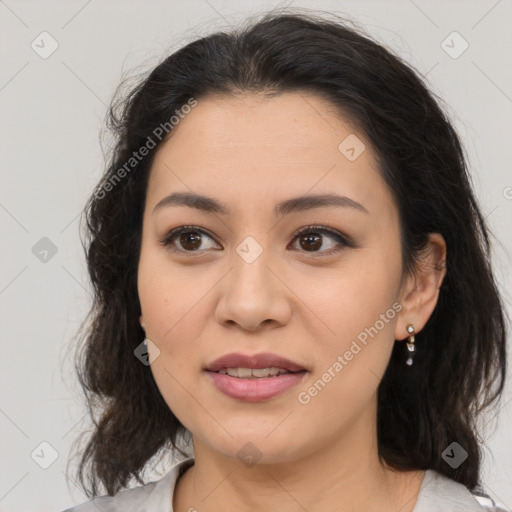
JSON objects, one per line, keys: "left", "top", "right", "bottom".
{"left": 231, "top": 232, "right": 275, "bottom": 301}
{"left": 215, "top": 232, "right": 291, "bottom": 330}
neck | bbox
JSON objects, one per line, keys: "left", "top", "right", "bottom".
{"left": 173, "top": 402, "right": 425, "bottom": 512}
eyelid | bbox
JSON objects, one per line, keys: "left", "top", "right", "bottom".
{"left": 293, "top": 224, "right": 353, "bottom": 246}
{"left": 157, "top": 224, "right": 221, "bottom": 251}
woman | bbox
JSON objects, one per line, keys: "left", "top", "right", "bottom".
{"left": 63, "top": 9, "right": 509, "bottom": 512}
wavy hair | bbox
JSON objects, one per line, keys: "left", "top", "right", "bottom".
{"left": 68, "top": 9, "right": 508, "bottom": 498}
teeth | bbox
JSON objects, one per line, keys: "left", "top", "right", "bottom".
{"left": 236, "top": 367, "right": 252, "bottom": 378}
{"left": 218, "top": 367, "right": 292, "bottom": 378}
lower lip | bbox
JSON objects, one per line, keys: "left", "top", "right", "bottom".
{"left": 206, "top": 370, "right": 307, "bottom": 402}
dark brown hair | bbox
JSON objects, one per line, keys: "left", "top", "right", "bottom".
{"left": 68, "top": 8, "right": 507, "bottom": 498}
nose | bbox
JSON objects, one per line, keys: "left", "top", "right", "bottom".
{"left": 214, "top": 247, "right": 292, "bottom": 333}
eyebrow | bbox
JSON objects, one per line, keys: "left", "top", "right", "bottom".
{"left": 152, "top": 191, "right": 369, "bottom": 217}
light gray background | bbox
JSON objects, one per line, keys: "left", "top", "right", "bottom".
{"left": 1, "top": 1, "right": 511, "bottom": 510}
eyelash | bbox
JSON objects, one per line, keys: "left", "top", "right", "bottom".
{"left": 157, "top": 224, "right": 354, "bottom": 257}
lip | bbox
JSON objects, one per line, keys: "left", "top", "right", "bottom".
{"left": 204, "top": 352, "right": 308, "bottom": 402}
{"left": 206, "top": 370, "right": 307, "bottom": 402}
{"left": 205, "top": 352, "right": 307, "bottom": 373}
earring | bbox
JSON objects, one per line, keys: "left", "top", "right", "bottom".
{"left": 143, "top": 338, "right": 148, "bottom": 346}
{"left": 405, "top": 324, "right": 416, "bottom": 366}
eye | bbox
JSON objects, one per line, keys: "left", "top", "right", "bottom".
{"left": 158, "top": 225, "right": 220, "bottom": 254}
{"left": 158, "top": 224, "right": 353, "bottom": 256}
{"left": 289, "top": 224, "right": 353, "bottom": 256}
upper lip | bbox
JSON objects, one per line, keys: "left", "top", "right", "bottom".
{"left": 205, "top": 352, "right": 307, "bottom": 373}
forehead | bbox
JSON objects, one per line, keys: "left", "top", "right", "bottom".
{"left": 146, "top": 92, "right": 392, "bottom": 218}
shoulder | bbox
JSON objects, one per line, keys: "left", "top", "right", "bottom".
{"left": 60, "top": 458, "right": 194, "bottom": 512}
{"left": 414, "top": 470, "right": 511, "bottom": 512}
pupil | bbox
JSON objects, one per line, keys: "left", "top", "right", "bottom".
{"left": 300, "top": 233, "right": 321, "bottom": 251}
{"left": 181, "top": 232, "right": 201, "bottom": 250}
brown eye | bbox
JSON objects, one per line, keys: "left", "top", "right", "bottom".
{"left": 290, "top": 225, "right": 352, "bottom": 256}
{"left": 178, "top": 231, "right": 202, "bottom": 251}
{"left": 158, "top": 226, "right": 220, "bottom": 253}
{"left": 298, "top": 232, "right": 323, "bottom": 251}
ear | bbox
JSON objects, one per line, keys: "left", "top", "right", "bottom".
{"left": 395, "top": 233, "right": 447, "bottom": 340}
{"left": 139, "top": 315, "right": 146, "bottom": 331}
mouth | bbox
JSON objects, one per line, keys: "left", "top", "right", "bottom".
{"left": 205, "top": 351, "right": 307, "bottom": 374}
{"left": 204, "top": 352, "right": 308, "bottom": 402}
{"left": 212, "top": 367, "right": 303, "bottom": 378}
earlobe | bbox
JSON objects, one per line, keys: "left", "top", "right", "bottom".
{"left": 139, "top": 315, "right": 146, "bottom": 331}
{"left": 395, "top": 233, "right": 447, "bottom": 340}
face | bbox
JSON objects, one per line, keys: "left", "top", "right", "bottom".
{"left": 137, "top": 92, "right": 408, "bottom": 465}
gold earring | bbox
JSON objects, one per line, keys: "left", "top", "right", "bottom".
{"left": 406, "top": 324, "right": 416, "bottom": 366}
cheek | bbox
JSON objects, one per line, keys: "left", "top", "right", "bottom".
{"left": 301, "top": 252, "right": 401, "bottom": 345}
{"left": 295, "top": 254, "right": 401, "bottom": 415}
{"left": 294, "top": 269, "right": 399, "bottom": 430}
{"left": 137, "top": 259, "right": 210, "bottom": 428}
{"left": 138, "top": 246, "right": 213, "bottom": 344}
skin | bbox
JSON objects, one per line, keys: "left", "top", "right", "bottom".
{"left": 137, "top": 91, "right": 447, "bottom": 512}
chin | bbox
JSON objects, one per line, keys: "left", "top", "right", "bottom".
{"left": 206, "top": 431, "right": 307, "bottom": 467}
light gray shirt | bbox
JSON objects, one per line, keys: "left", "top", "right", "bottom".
{"left": 62, "top": 458, "right": 510, "bottom": 512}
